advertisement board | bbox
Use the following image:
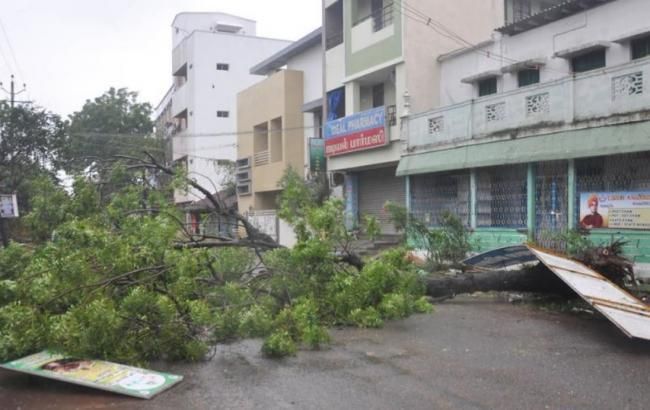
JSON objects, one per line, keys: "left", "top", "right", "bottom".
{"left": 579, "top": 191, "right": 650, "bottom": 230}
{"left": 324, "top": 107, "right": 387, "bottom": 157}
{"left": 1, "top": 350, "right": 183, "bottom": 399}
{"left": 0, "top": 194, "right": 18, "bottom": 218}
{"left": 309, "top": 138, "right": 326, "bottom": 173}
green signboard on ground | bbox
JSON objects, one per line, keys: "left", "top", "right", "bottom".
{"left": 1, "top": 350, "right": 183, "bottom": 399}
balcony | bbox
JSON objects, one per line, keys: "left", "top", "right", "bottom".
{"left": 350, "top": 4, "right": 394, "bottom": 53}
{"left": 407, "top": 58, "right": 650, "bottom": 154}
{"left": 172, "top": 40, "right": 190, "bottom": 75}
{"left": 171, "top": 83, "right": 189, "bottom": 117}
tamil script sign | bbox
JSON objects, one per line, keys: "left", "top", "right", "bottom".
{"left": 579, "top": 191, "right": 650, "bottom": 230}
{"left": 0, "top": 194, "right": 18, "bottom": 218}
{"left": 1, "top": 350, "right": 183, "bottom": 399}
{"left": 324, "top": 106, "right": 387, "bottom": 156}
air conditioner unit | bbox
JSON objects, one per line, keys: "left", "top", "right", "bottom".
{"left": 329, "top": 172, "right": 345, "bottom": 187}
{"left": 236, "top": 157, "right": 251, "bottom": 170}
{"left": 237, "top": 182, "right": 252, "bottom": 196}
{"left": 236, "top": 170, "right": 251, "bottom": 183}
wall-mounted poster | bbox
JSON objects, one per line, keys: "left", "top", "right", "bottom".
{"left": 579, "top": 191, "right": 650, "bottom": 230}
{"left": 0, "top": 194, "right": 18, "bottom": 218}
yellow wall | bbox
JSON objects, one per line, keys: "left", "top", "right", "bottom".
{"left": 237, "top": 69, "right": 305, "bottom": 212}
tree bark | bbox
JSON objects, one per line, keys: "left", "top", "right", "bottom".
{"left": 425, "top": 264, "right": 571, "bottom": 299}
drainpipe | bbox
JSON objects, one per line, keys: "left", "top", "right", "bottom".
{"left": 567, "top": 159, "right": 576, "bottom": 230}
{"left": 470, "top": 169, "right": 477, "bottom": 230}
{"left": 527, "top": 163, "right": 536, "bottom": 241}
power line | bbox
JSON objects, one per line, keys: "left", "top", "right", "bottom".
{"left": 0, "top": 18, "right": 25, "bottom": 83}
{"left": 392, "top": 0, "right": 570, "bottom": 75}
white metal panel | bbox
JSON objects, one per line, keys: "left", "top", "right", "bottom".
{"left": 528, "top": 246, "right": 650, "bottom": 341}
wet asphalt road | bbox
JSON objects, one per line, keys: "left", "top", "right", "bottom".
{"left": 1, "top": 295, "right": 649, "bottom": 410}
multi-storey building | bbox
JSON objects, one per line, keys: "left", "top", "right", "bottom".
{"left": 398, "top": 0, "right": 650, "bottom": 276}
{"left": 236, "top": 29, "right": 323, "bottom": 246}
{"left": 159, "top": 12, "right": 291, "bottom": 204}
{"left": 322, "top": 0, "right": 504, "bottom": 233}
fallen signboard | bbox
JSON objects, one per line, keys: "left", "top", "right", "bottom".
{"left": 527, "top": 245, "right": 650, "bottom": 341}
{"left": 0, "top": 350, "right": 183, "bottom": 399}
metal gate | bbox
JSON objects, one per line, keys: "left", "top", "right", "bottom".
{"left": 410, "top": 171, "right": 470, "bottom": 226}
{"left": 358, "top": 167, "right": 405, "bottom": 234}
{"left": 535, "top": 161, "right": 568, "bottom": 249}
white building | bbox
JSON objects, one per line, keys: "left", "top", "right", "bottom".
{"left": 399, "top": 0, "right": 650, "bottom": 275}
{"left": 158, "top": 12, "right": 292, "bottom": 203}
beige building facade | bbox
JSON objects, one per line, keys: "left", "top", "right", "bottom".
{"left": 237, "top": 69, "right": 306, "bottom": 212}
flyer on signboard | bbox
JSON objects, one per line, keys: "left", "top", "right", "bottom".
{"left": 579, "top": 191, "right": 650, "bottom": 230}
{"left": 0, "top": 194, "right": 19, "bottom": 218}
{"left": 0, "top": 350, "right": 183, "bottom": 399}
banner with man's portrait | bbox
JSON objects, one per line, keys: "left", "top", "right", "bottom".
{"left": 579, "top": 191, "right": 650, "bottom": 230}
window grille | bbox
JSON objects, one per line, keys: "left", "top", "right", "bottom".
{"left": 477, "top": 165, "right": 527, "bottom": 228}
{"left": 486, "top": 102, "right": 506, "bottom": 122}
{"left": 612, "top": 72, "right": 643, "bottom": 99}
{"left": 410, "top": 171, "right": 470, "bottom": 226}
{"left": 428, "top": 116, "right": 444, "bottom": 135}
{"left": 526, "top": 93, "right": 550, "bottom": 116}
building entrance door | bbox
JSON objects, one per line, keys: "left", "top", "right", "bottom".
{"left": 534, "top": 161, "right": 568, "bottom": 249}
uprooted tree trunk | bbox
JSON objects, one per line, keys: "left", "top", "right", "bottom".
{"left": 425, "top": 264, "right": 572, "bottom": 300}
{"left": 425, "top": 240, "right": 639, "bottom": 301}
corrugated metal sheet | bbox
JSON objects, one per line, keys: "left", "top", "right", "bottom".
{"left": 528, "top": 245, "right": 650, "bottom": 340}
{"left": 358, "top": 167, "right": 405, "bottom": 234}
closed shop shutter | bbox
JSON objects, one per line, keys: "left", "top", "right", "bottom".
{"left": 358, "top": 167, "right": 405, "bottom": 234}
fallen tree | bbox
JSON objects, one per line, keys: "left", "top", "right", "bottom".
{"left": 424, "top": 264, "right": 571, "bottom": 300}
{"left": 0, "top": 160, "right": 430, "bottom": 364}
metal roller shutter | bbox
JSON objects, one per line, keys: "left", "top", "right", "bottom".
{"left": 358, "top": 167, "right": 405, "bottom": 234}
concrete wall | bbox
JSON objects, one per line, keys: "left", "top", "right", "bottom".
{"left": 405, "top": 0, "right": 504, "bottom": 114}
{"left": 287, "top": 42, "right": 323, "bottom": 104}
{"left": 439, "top": 0, "right": 648, "bottom": 106}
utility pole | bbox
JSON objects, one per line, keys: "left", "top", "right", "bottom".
{"left": 0, "top": 74, "right": 27, "bottom": 247}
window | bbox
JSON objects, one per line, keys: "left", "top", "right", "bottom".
{"left": 632, "top": 35, "right": 650, "bottom": 60}
{"left": 372, "top": 83, "right": 384, "bottom": 108}
{"left": 216, "top": 63, "right": 229, "bottom": 71}
{"left": 217, "top": 111, "right": 229, "bottom": 118}
{"left": 478, "top": 77, "right": 497, "bottom": 97}
{"left": 327, "top": 87, "right": 345, "bottom": 120}
{"left": 517, "top": 68, "right": 540, "bottom": 87}
{"left": 571, "top": 49, "right": 606, "bottom": 73}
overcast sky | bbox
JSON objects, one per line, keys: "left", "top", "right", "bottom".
{"left": 0, "top": 0, "right": 321, "bottom": 117}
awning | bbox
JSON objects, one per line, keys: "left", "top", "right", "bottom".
{"left": 397, "top": 120, "right": 650, "bottom": 176}
{"left": 460, "top": 70, "right": 502, "bottom": 84}
{"left": 554, "top": 41, "right": 612, "bottom": 58}
{"left": 500, "top": 58, "right": 546, "bottom": 74}
{"left": 612, "top": 27, "right": 650, "bottom": 43}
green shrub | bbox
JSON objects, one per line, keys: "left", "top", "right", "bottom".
{"left": 262, "top": 331, "right": 297, "bottom": 358}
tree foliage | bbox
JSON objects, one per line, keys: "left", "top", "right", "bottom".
{"left": 0, "top": 164, "right": 432, "bottom": 364}
{"left": 0, "top": 101, "right": 67, "bottom": 199}
{"left": 385, "top": 202, "right": 472, "bottom": 269}
{"left": 64, "top": 87, "right": 162, "bottom": 173}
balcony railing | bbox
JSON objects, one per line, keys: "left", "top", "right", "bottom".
{"left": 354, "top": 4, "right": 394, "bottom": 32}
{"left": 407, "top": 58, "right": 650, "bottom": 153}
{"left": 254, "top": 150, "right": 270, "bottom": 166}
